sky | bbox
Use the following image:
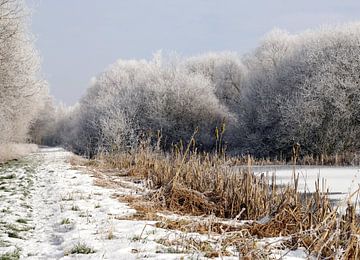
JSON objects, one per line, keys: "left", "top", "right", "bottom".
{"left": 26, "top": 0, "right": 360, "bottom": 105}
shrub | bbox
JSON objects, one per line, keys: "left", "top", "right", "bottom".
{"left": 240, "top": 23, "right": 360, "bottom": 157}
{"left": 74, "top": 54, "right": 232, "bottom": 156}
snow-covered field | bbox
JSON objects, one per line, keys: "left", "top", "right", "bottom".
{"left": 0, "top": 148, "right": 309, "bottom": 259}
{"left": 0, "top": 148, "right": 199, "bottom": 259}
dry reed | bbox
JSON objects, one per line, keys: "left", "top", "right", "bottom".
{"left": 89, "top": 140, "right": 360, "bottom": 259}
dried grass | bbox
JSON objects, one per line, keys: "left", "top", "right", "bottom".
{"left": 228, "top": 151, "right": 360, "bottom": 166}
{"left": 88, "top": 141, "right": 360, "bottom": 259}
{"left": 0, "top": 143, "right": 38, "bottom": 163}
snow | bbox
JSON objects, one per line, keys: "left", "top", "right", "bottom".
{"left": 252, "top": 165, "right": 360, "bottom": 206}
{"left": 0, "top": 147, "right": 310, "bottom": 259}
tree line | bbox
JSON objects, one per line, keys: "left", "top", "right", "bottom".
{"left": 29, "top": 22, "right": 360, "bottom": 159}
{"left": 1, "top": 1, "right": 357, "bottom": 160}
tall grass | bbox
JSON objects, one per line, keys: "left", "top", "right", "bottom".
{"left": 0, "top": 143, "right": 38, "bottom": 163}
{"left": 93, "top": 139, "right": 360, "bottom": 258}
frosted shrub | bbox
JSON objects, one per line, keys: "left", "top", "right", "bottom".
{"left": 185, "top": 52, "right": 245, "bottom": 110}
{"left": 240, "top": 24, "right": 360, "bottom": 157}
{"left": 238, "top": 29, "right": 296, "bottom": 157}
{"left": 74, "top": 56, "right": 231, "bottom": 156}
{"left": 279, "top": 24, "right": 360, "bottom": 155}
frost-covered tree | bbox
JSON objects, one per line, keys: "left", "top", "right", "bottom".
{"left": 240, "top": 24, "right": 360, "bottom": 157}
{"left": 0, "top": 0, "right": 48, "bottom": 145}
{"left": 184, "top": 52, "right": 245, "bottom": 150}
{"left": 185, "top": 52, "right": 245, "bottom": 112}
{"left": 238, "top": 29, "right": 296, "bottom": 156}
{"left": 279, "top": 23, "right": 360, "bottom": 155}
{"left": 73, "top": 55, "right": 231, "bottom": 156}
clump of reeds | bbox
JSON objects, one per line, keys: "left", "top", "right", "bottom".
{"left": 298, "top": 152, "right": 360, "bottom": 166}
{"left": 228, "top": 150, "right": 360, "bottom": 166}
{"left": 92, "top": 136, "right": 360, "bottom": 258}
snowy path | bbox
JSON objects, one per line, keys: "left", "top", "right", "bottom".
{"left": 0, "top": 147, "right": 200, "bottom": 260}
{"left": 0, "top": 147, "right": 309, "bottom": 260}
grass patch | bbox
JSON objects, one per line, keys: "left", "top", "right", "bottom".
{"left": 5, "top": 224, "right": 33, "bottom": 232}
{"left": 61, "top": 194, "right": 74, "bottom": 201}
{"left": 0, "top": 249, "right": 20, "bottom": 260}
{"left": 70, "top": 205, "right": 80, "bottom": 211}
{"left": 6, "top": 231, "right": 21, "bottom": 239}
{"left": 155, "top": 237, "right": 215, "bottom": 255}
{"left": 0, "top": 239, "right": 10, "bottom": 247}
{"left": 78, "top": 212, "right": 92, "bottom": 218}
{"left": 20, "top": 203, "right": 32, "bottom": 209}
{"left": 66, "top": 242, "right": 95, "bottom": 255}
{"left": 15, "top": 219, "right": 27, "bottom": 224}
{"left": 0, "top": 174, "right": 16, "bottom": 180}
{"left": 60, "top": 218, "right": 71, "bottom": 225}
{"left": 0, "top": 208, "right": 11, "bottom": 213}
{"left": 0, "top": 186, "right": 11, "bottom": 192}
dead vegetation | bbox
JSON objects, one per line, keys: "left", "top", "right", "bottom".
{"left": 227, "top": 151, "right": 360, "bottom": 167}
{"left": 84, "top": 139, "right": 360, "bottom": 259}
{"left": 0, "top": 144, "right": 38, "bottom": 164}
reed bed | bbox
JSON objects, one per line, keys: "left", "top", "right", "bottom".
{"left": 228, "top": 152, "right": 360, "bottom": 166}
{"left": 92, "top": 140, "right": 360, "bottom": 259}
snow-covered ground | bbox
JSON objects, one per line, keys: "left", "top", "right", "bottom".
{"left": 0, "top": 147, "right": 309, "bottom": 259}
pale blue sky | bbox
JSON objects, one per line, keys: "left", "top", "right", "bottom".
{"left": 27, "top": 0, "right": 360, "bottom": 104}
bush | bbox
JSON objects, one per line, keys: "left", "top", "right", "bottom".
{"left": 239, "top": 24, "right": 360, "bottom": 158}
{"left": 73, "top": 54, "right": 232, "bottom": 156}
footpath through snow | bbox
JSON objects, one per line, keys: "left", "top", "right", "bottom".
{"left": 0, "top": 147, "right": 308, "bottom": 259}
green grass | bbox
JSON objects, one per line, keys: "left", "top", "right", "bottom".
{"left": 5, "top": 224, "right": 33, "bottom": 232}
{"left": 0, "top": 186, "right": 11, "bottom": 192}
{"left": 15, "top": 219, "right": 27, "bottom": 224}
{"left": 60, "top": 218, "right": 71, "bottom": 225}
{"left": 66, "top": 243, "right": 95, "bottom": 255}
{"left": 20, "top": 203, "right": 32, "bottom": 209}
{"left": 0, "top": 249, "right": 20, "bottom": 260}
{"left": 0, "top": 239, "right": 10, "bottom": 247}
{"left": 6, "top": 231, "right": 21, "bottom": 239}
{"left": 0, "top": 208, "right": 11, "bottom": 213}
{"left": 71, "top": 205, "right": 80, "bottom": 211}
{"left": 0, "top": 174, "right": 16, "bottom": 180}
